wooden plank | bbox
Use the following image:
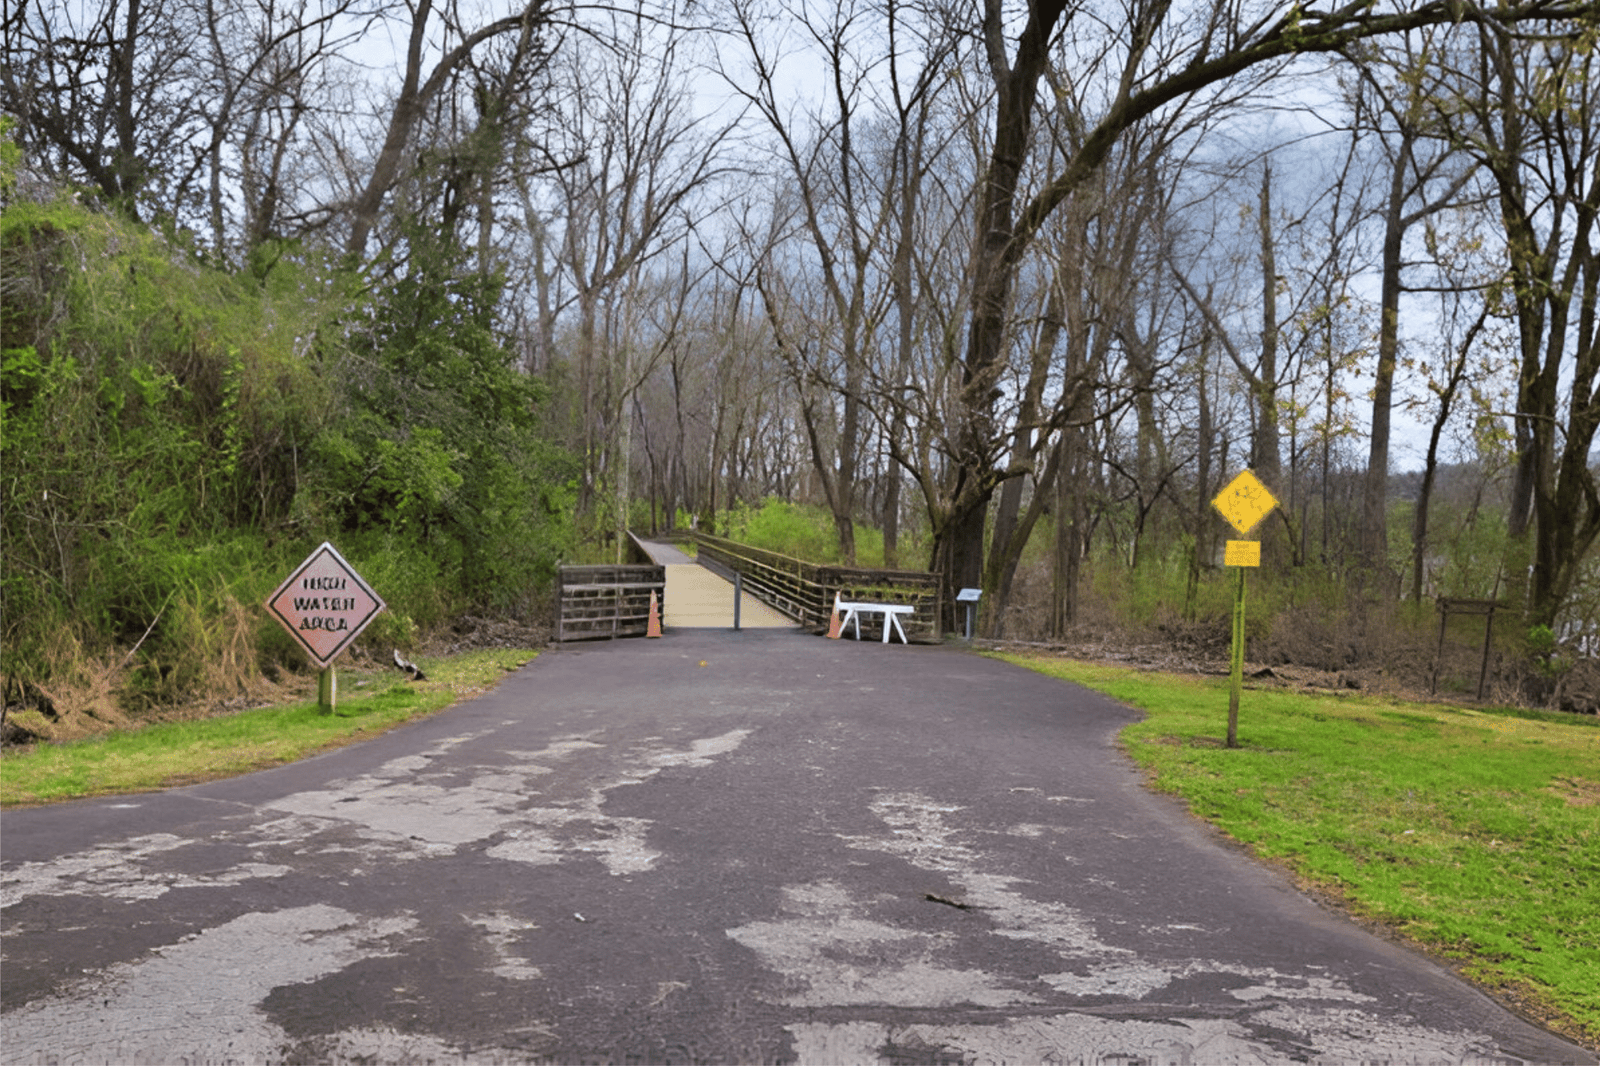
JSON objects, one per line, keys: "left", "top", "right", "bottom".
{"left": 556, "top": 563, "right": 665, "bottom": 642}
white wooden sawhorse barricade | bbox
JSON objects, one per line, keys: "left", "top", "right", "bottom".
{"left": 832, "top": 593, "right": 915, "bottom": 644}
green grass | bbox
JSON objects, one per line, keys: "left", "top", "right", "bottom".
{"left": 0, "top": 649, "right": 536, "bottom": 806}
{"left": 999, "top": 653, "right": 1600, "bottom": 1050}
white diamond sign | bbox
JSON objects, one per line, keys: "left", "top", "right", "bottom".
{"left": 266, "top": 542, "right": 386, "bottom": 666}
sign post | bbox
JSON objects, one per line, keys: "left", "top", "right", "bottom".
{"left": 266, "top": 543, "right": 386, "bottom": 714}
{"left": 956, "top": 588, "right": 982, "bottom": 641}
{"left": 1211, "top": 471, "right": 1278, "bottom": 748}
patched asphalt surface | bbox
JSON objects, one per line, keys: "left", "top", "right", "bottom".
{"left": 2, "top": 628, "right": 1593, "bottom": 1065}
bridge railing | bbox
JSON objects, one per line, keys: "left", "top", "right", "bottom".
{"left": 691, "top": 532, "right": 943, "bottom": 640}
{"left": 555, "top": 552, "right": 665, "bottom": 642}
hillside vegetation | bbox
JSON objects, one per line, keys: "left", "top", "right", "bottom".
{"left": 1, "top": 168, "right": 576, "bottom": 743}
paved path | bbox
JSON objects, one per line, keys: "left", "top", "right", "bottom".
{"left": 2, "top": 629, "right": 1591, "bottom": 1065}
{"left": 636, "top": 539, "right": 796, "bottom": 630}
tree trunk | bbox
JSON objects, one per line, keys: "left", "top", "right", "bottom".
{"left": 1187, "top": 345, "right": 1213, "bottom": 617}
{"left": 1253, "top": 167, "right": 1288, "bottom": 566}
{"left": 1362, "top": 129, "right": 1415, "bottom": 570}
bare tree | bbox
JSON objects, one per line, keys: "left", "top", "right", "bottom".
{"left": 1429, "top": 18, "right": 1600, "bottom": 626}
{"left": 342, "top": 0, "right": 555, "bottom": 261}
{"left": 720, "top": 0, "right": 957, "bottom": 563}
{"left": 1339, "top": 31, "right": 1480, "bottom": 572}
{"left": 527, "top": 16, "right": 732, "bottom": 534}
{"left": 3, "top": 0, "right": 208, "bottom": 219}
{"left": 933, "top": 0, "right": 1596, "bottom": 602}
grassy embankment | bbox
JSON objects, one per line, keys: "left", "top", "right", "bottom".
{"left": 0, "top": 649, "right": 535, "bottom": 806}
{"left": 1002, "top": 653, "right": 1600, "bottom": 1050}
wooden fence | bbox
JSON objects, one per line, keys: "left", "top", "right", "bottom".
{"left": 692, "top": 532, "right": 943, "bottom": 640}
{"left": 555, "top": 563, "right": 665, "bottom": 642}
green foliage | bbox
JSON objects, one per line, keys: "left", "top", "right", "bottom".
{"left": 306, "top": 224, "right": 577, "bottom": 610}
{"left": 0, "top": 117, "right": 21, "bottom": 198}
{"left": 1, "top": 185, "right": 576, "bottom": 723}
{"left": 720, "top": 498, "right": 841, "bottom": 561}
{"left": 3, "top": 198, "right": 317, "bottom": 699}
{"left": 1432, "top": 500, "right": 1514, "bottom": 598}
{"left": 718, "top": 497, "right": 918, "bottom": 567}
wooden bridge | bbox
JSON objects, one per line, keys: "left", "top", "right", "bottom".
{"left": 555, "top": 533, "right": 943, "bottom": 643}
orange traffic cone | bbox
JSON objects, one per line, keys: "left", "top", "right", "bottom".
{"left": 826, "top": 592, "right": 842, "bottom": 639}
{"left": 647, "top": 590, "right": 662, "bottom": 638}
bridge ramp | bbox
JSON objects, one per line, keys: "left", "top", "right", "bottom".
{"left": 636, "top": 540, "right": 796, "bottom": 629}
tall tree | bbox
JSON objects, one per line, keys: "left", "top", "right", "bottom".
{"left": 3, "top": 0, "right": 207, "bottom": 219}
{"left": 1431, "top": 18, "right": 1600, "bottom": 626}
{"left": 722, "top": 0, "right": 956, "bottom": 563}
{"left": 531, "top": 17, "right": 731, "bottom": 532}
{"left": 934, "top": 0, "right": 1596, "bottom": 602}
{"left": 1346, "top": 31, "right": 1477, "bottom": 571}
{"left": 342, "top": 0, "right": 553, "bottom": 261}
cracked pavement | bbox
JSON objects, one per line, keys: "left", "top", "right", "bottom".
{"left": 2, "top": 629, "right": 1592, "bottom": 1064}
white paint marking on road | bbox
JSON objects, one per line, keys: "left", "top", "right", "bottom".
{"left": 269, "top": 780, "right": 527, "bottom": 846}
{"left": 295, "top": 1025, "right": 551, "bottom": 1065}
{"left": 3, "top": 729, "right": 755, "bottom": 915}
{"left": 786, "top": 1007, "right": 1497, "bottom": 1066}
{"left": 1230, "top": 972, "right": 1377, "bottom": 1003}
{"left": 1251, "top": 1004, "right": 1506, "bottom": 1061}
{"left": 842, "top": 792, "right": 1124, "bottom": 960}
{"left": 786, "top": 1016, "right": 1280, "bottom": 1065}
{"left": 1041, "top": 960, "right": 1196, "bottom": 999}
{"left": 271, "top": 727, "right": 749, "bottom": 874}
{"left": 486, "top": 729, "right": 752, "bottom": 876}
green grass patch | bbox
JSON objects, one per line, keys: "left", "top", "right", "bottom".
{"left": 998, "top": 653, "right": 1600, "bottom": 1049}
{"left": 1, "top": 649, "right": 536, "bottom": 806}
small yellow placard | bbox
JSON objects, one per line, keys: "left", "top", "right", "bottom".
{"left": 1225, "top": 540, "right": 1262, "bottom": 568}
{"left": 1212, "top": 469, "right": 1279, "bottom": 535}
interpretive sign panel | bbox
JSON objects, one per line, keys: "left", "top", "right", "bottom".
{"left": 266, "top": 542, "right": 386, "bottom": 667}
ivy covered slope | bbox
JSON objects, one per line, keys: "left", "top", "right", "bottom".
{"left": 1, "top": 172, "right": 576, "bottom": 741}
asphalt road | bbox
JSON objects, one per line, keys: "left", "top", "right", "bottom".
{"left": 2, "top": 629, "right": 1592, "bottom": 1065}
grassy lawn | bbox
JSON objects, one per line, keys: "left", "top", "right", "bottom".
{"left": 0, "top": 649, "right": 536, "bottom": 806}
{"left": 1000, "top": 653, "right": 1600, "bottom": 1050}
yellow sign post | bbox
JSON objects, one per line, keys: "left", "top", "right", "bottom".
{"left": 1212, "top": 470, "right": 1278, "bottom": 748}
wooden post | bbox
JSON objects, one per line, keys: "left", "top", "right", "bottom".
{"left": 1478, "top": 601, "right": 1496, "bottom": 701}
{"left": 1432, "top": 599, "right": 1448, "bottom": 696}
{"left": 318, "top": 665, "right": 337, "bottom": 715}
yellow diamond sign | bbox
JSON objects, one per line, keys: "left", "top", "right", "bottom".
{"left": 1212, "top": 469, "right": 1279, "bottom": 536}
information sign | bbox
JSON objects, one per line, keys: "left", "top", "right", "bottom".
{"left": 266, "top": 543, "right": 386, "bottom": 667}
{"left": 1224, "top": 540, "right": 1261, "bottom": 568}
